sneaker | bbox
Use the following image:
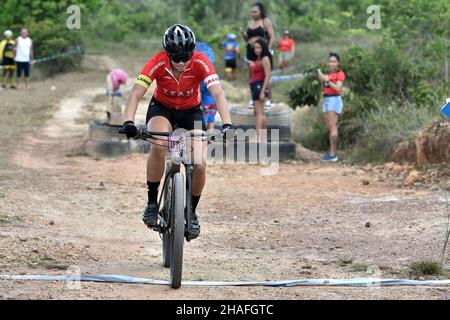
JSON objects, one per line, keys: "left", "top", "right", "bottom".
{"left": 264, "top": 100, "right": 272, "bottom": 110}
{"left": 185, "top": 208, "right": 200, "bottom": 242}
{"left": 247, "top": 99, "right": 254, "bottom": 109}
{"left": 142, "top": 202, "right": 159, "bottom": 227}
{"left": 320, "top": 153, "right": 338, "bottom": 162}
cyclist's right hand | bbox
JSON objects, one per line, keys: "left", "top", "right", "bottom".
{"left": 221, "top": 123, "right": 235, "bottom": 141}
{"left": 119, "top": 120, "right": 138, "bottom": 139}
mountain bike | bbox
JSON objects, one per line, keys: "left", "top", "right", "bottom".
{"left": 120, "top": 127, "right": 216, "bottom": 288}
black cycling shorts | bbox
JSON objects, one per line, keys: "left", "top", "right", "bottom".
{"left": 225, "top": 59, "right": 237, "bottom": 69}
{"left": 146, "top": 97, "right": 206, "bottom": 131}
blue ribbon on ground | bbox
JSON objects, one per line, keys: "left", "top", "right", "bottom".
{"left": 33, "top": 46, "right": 81, "bottom": 64}
{"left": 1, "top": 274, "right": 450, "bottom": 287}
{"left": 271, "top": 64, "right": 303, "bottom": 75}
{"left": 271, "top": 73, "right": 304, "bottom": 83}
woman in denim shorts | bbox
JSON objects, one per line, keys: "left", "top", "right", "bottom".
{"left": 318, "top": 52, "right": 346, "bottom": 162}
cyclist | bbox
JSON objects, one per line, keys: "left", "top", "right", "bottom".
{"left": 106, "top": 68, "right": 128, "bottom": 97}
{"left": 121, "top": 25, "right": 233, "bottom": 241}
{"left": 195, "top": 41, "right": 218, "bottom": 131}
{"left": 0, "top": 30, "right": 16, "bottom": 89}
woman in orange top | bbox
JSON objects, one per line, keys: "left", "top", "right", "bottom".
{"left": 318, "top": 52, "right": 346, "bottom": 162}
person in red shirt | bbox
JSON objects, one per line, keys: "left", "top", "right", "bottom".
{"left": 318, "top": 52, "right": 346, "bottom": 162}
{"left": 249, "top": 39, "right": 271, "bottom": 142}
{"left": 121, "top": 25, "right": 233, "bottom": 240}
{"left": 278, "top": 30, "right": 295, "bottom": 70}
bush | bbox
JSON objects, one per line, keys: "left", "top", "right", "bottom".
{"left": 288, "top": 63, "right": 325, "bottom": 108}
{"left": 347, "top": 103, "right": 438, "bottom": 163}
{"left": 291, "top": 106, "right": 328, "bottom": 151}
{"left": 26, "top": 19, "right": 83, "bottom": 76}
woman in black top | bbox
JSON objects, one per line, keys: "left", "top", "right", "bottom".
{"left": 240, "top": 2, "right": 275, "bottom": 62}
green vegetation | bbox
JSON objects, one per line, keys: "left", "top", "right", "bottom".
{"left": 1, "top": 0, "right": 448, "bottom": 163}
{"left": 350, "top": 262, "right": 369, "bottom": 272}
{"left": 409, "top": 260, "right": 445, "bottom": 278}
{"left": 288, "top": 0, "right": 449, "bottom": 162}
{"left": 1, "top": 0, "right": 376, "bottom": 75}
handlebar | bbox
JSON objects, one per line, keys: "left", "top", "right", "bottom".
{"left": 118, "top": 127, "right": 219, "bottom": 143}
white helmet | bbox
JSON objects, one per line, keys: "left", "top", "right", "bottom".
{"left": 4, "top": 30, "right": 13, "bottom": 38}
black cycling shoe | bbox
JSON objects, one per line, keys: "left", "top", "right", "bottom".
{"left": 142, "top": 202, "right": 159, "bottom": 227}
{"left": 185, "top": 211, "right": 200, "bottom": 242}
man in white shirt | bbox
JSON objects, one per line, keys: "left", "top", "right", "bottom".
{"left": 15, "top": 28, "right": 34, "bottom": 89}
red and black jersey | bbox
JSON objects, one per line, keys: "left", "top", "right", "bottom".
{"left": 135, "top": 50, "right": 220, "bottom": 110}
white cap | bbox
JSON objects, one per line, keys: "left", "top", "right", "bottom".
{"left": 4, "top": 30, "right": 13, "bottom": 37}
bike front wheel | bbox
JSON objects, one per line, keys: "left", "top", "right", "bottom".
{"left": 162, "top": 164, "right": 173, "bottom": 268}
{"left": 170, "top": 172, "right": 185, "bottom": 289}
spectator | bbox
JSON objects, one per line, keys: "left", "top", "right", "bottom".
{"left": 278, "top": 30, "right": 295, "bottom": 71}
{"left": 196, "top": 41, "right": 218, "bottom": 130}
{"left": 240, "top": 2, "right": 274, "bottom": 109}
{"left": 249, "top": 39, "right": 271, "bottom": 143}
{"left": 15, "top": 28, "right": 34, "bottom": 90}
{"left": 106, "top": 68, "right": 128, "bottom": 97}
{"left": 240, "top": 2, "right": 274, "bottom": 60}
{"left": 219, "top": 33, "right": 240, "bottom": 81}
{"left": 318, "top": 52, "right": 346, "bottom": 162}
{"left": 0, "top": 30, "right": 16, "bottom": 89}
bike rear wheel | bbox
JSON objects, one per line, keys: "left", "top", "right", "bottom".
{"left": 170, "top": 172, "right": 185, "bottom": 289}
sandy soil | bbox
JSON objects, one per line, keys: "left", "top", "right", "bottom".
{"left": 0, "top": 56, "right": 449, "bottom": 300}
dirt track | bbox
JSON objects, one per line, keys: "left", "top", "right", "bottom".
{"left": 0, "top": 58, "right": 449, "bottom": 300}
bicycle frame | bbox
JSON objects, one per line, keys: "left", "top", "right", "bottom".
{"left": 119, "top": 128, "right": 216, "bottom": 288}
{"left": 135, "top": 129, "right": 213, "bottom": 234}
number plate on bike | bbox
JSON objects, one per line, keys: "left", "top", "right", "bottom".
{"left": 168, "top": 135, "right": 187, "bottom": 163}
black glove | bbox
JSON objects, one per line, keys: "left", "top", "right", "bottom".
{"left": 221, "top": 123, "right": 234, "bottom": 141}
{"left": 120, "top": 120, "right": 138, "bottom": 139}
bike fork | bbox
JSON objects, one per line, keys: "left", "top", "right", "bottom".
{"left": 185, "top": 164, "right": 194, "bottom": 232}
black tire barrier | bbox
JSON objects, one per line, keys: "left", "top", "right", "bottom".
{"left": 89, "top": 121, "right": 123, "bottom": 141}
{"left": 86, "top": 120, "right": 295, "bottom": 161}
{"left": 230, "top": 106, "right": 292, "bottom": 127}
{"left": 86, "top": 139, "right": 150, "bottom": 157}
{"left": 207, "top": 140, "right": 296, "bottom": 162}
{"left": 88, "top": 120, "right": 147, "bottom": 141}
{"left": 87, "top": 120, "right": 149, "bottom": 157}
{"left": 227, "top": 124, "right": 291, "bottom": 142}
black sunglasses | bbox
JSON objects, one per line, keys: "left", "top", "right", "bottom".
{"left": 169, "top": 52, "right": 193, "bottom": 63}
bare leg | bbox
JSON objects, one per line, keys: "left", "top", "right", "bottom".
{"left": 254, "top": 100, "right": 267, "bottom": 143}
{"left": 326, "top": 111, "right": 340, "bottom": 155}
{"left": 190, "top": 129, "right": 207, "bottom": 197}
{"left": 147, "top": 116, "right": 172, "bottom": 182}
